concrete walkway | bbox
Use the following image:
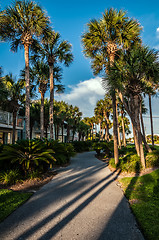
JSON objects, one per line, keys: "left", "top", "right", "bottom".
{"left": 0, "top": 152, "right": 144, "bottom": 240}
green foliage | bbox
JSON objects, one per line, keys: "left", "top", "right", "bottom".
{"left": 46, "top": 140, "right": 75, "bottom": 165}
{"left": 72, "top": 141, "right": 92, "bottom": 152}
{"left": 120, "top": 154, "right": 142, "bottom": 173}
{"left": 119, "top": 169, "right": 159, "bottom": 240}
{"left": 109, "top": 145, "right": 142, "bottom": 173}
{"left": 0, "top": 143, "right": 3, "bottom": 153}
{"left": 102, "top": 141, "right": 113, "bottom": 157}
{"left": 0, "top": 189, "right": 32, "bottom": 222}
{"left": 0, "top": 169, "right": 20, "bottom": 185}
{"left": 146, "top": 150, "right": 159, "bottom": 168}
{"left": 92, "top": 142, "right": 103, "bottom": 155}
{"left": 109, "top": 158, "right": 116, "bottom": 168}
{"left": 0, "top": 139, "right": 56, "bottom": 174}
{"left": 27, "top": 170, "right": 41, "bottom": 180}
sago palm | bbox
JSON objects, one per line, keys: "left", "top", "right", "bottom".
{"left": 0, "top": 0, "right": 51, "bottom": 139}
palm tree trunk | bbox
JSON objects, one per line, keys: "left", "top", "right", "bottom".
{"left": 112, "top": 92, "right": 119, "bottom": 164}
{"left": 131, "top": 121, "right": 140, "bottom": 156}
{"left": 116, "top": 101, "right": 121, "bottom": 148}
{"left": 121, "top": 112, "right": 126, "bottom": 147}
{"left": 149, "top": 94, "right": 154, "bottom": 147}
{"left": 24, "top": 44, "right": 30, "bottom": 139}
{"left": 140, "top": 101, "right": 152, "bottom": 152}
{"left": 134, "top": 95, "right": 145, "bottom": 168}
{"left": 40, "top": 92, "right": 44, "bottom": 139}
{"left": 12, "top": 110, "right": 17, "bottom": 144}
{"left": 49, "top": 65, "right": 54, "bottom": 139}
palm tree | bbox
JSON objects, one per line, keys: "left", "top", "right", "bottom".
{"left": 39, "top": 31, "right": 73, "bottom": 139}
{"left": 82, "top": 8, "right": 142, "bottom": 164}
{"left": 0, "top": 0, "right": 50, "bottom": 139}
{"left": 0, "top": 74, "right": 25, "bottom": 143}
{"left": 107, "top": 45, "right": 159, "bottom": 167}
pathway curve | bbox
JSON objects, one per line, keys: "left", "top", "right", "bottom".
{"left": 0, "top": 152, "right": 144, "bottom": 240}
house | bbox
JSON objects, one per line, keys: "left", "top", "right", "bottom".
{"left": 0, "top": 109, "right": 24, "bottom": 144}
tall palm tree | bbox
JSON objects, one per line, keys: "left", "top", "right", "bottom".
{"left": 0, "top": 0, "right": 50, "bottom": 139}
{"left": 107, "top": 45, "right": 159, "bottom": 167}
{"left": 1, "top": 74, "right": 25, "bottom": 143}
{"left": 31, "top": 61, "right": 49, "bottom": 139}
{"left": 40, "top": 31, "right": 73, "bottom": 139}
{"left": 82, "top": 8, "right": 142, "bottom": 164}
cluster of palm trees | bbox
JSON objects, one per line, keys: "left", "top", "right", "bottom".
{"left": 0, "top": 0, "right": 73, "bottom": 140}
{"left": 28, "top": 99, "right": 90, "bottom": 142}
{"left": 93, "top": 93, "right": 130, "bottom": 144}
{"left": 82, "top": 8, "right": 159, "bottom": 168}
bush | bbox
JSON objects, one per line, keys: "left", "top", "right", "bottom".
{"left": 109, "top": 158, "right": 116, "bottom": 168}
{"left": 102, "top": 142, "right": 113, "bottom": 157}
{"left": 109, "top": 154, "right": 142, "bottom": 173}
{"left": 92, "top": 142, "right": 103, "bottom": 155}
{"left": 72, "top": 141, "right": 92, "bottom": 152}
{"left": 0, "top": 143, "right": 3, "bottom": 153}
{"left": 27, "top": 170, "right": 41, "bottom": 180}
{"left": 146, "top": 151, "right": 159, "bottom": 168}
{"left": 0, "top": 139, "right": 56, "bottom": 175}
{"left": 45, "top": 140, "right": 75, "bottom": 165}
{"left": 121, "top": 154, "right": 142, "bottom": 173}
{"left": 0, "top": 169, "right": 20, "bottom": 185}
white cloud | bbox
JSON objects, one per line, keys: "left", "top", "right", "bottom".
{"left": 55, "top": 77, "right": 106, "bottom": 117}
{"left": 156, "top": 27, "right": 159, "bottom": 39}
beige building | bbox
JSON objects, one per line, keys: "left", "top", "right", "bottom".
{"left": 0, "top": 110, "right": 24, "bottom": 144}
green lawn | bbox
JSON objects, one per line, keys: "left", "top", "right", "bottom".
{"left": 119, "top": 169, "right": 159, "bottom": 240}
{"left": 0, "top": 189, "right": 32, "bottom": 222}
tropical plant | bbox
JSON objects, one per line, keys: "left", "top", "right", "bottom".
{"left": 0, "top": 139, "right": 56, "bottom": 175}
{"left": 38, "top": 31, "right": 73, "bottom": 139}
{"left": 82, "top": 8, "right": 142, "bottom": 164}
{"left": 0, "top": 169, "right": 20, "bottom": 185}
{"left": 107, "top": 45, "right": 159, "bottom": 168}
{"left": 0, "top": 0, "right": 51, "bottom": 139}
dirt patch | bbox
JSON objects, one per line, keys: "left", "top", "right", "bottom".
{"left": 0, "top": 170, "right": 57, "bottom": 192}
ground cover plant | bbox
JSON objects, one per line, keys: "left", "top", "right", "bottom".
{"left": 119, "top": 169, "right": 159, "bottom": 240}
{"left": 0, "top": 189, "right": 32, "bottom": 222}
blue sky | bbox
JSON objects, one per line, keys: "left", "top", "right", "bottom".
{"left": 1, "top": 0, "right": 159, "bottom": 134}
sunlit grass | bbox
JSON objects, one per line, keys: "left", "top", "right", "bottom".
{"left": 119, "top": 169, "right": 159, "bottom": 240}
{"left": 0, "top": 189, "right": 32, "bottom": 222}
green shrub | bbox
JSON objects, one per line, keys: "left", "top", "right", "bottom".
{"left": 109, "top": 158, "right": 117, "bottom": 168}
{"left": 92, "top": 142, "right": 103, "bottom": 155}
{"left": 0, "top": 169, "right": 20, "bottom": 185}
{"left": 0, "top": 139, "right": 56, "bottom": 175}
{"left": 46, "top": 140, "right": 75, "bottom": 165}
{"left": 109, "top": 154, "right": 142, "bottom": 173}
{"left": 121, "top": 154, "right": 142, "bottom": 173}
{"left": 72, "top": 141, "right": 92, "bottom": 152}
{"left": 146, "top": 150, "right": 159, "bottom": 168}
{"left": 0, "top": 143, "right": 3, "bottom": 153}
{"left": 101, "top": 142, "right": 112, "bottom": 157}
{"left": 27, "top": 170, "right": 41, "bottom": 180}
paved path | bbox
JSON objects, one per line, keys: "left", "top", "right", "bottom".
{"left": 0, "top": 152, "right": 144, "bottom": 240}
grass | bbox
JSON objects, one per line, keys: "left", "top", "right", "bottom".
{"left": 119, "top": 169, "right": 159, "bottom": 240}
{"left": 0, "top": 189, "right": 32, "bottom": 222}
